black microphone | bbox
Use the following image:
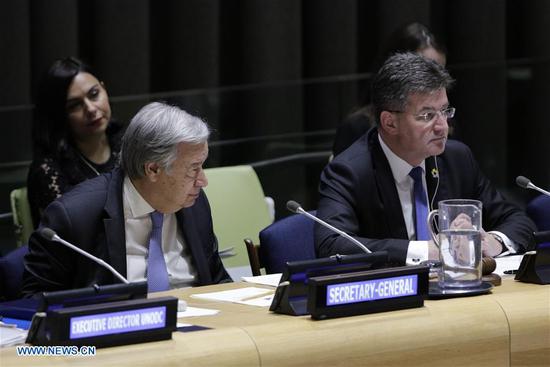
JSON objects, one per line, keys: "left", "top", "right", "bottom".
{"left": 39, "top": 227, "right": 129, "bottom": 284}
{"left": 516, "top": 176, "right": 550, "bottom": 197}
{"left": 39, "top": 228, "right": 189, "bottom": 309}
{"left": 286, "top": 200, "right": 372, "bottom": 253}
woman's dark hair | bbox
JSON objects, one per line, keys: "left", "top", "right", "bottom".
{"left": 32, "top": 57, "right": 100, "bottom": 157}
{"left": 375, "top": 22, "right": 446, "bottom": 71}
{"left": 359, "top": 23, "right": 446, "bottom": 109}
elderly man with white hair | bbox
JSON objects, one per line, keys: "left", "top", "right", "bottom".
{"left": 23, "top": 102, "right": 231, "bottom": 296}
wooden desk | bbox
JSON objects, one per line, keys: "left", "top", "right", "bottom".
{"left": 1, "top": 279, "right": 548, "bottom": 366}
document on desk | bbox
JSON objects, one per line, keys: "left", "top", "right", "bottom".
{"left": 0, "top": 325, "right": 28, "bottom": 348}
{"left": 241, "top": 273, "right": 282, "bottom": 287}
{"left": 177, "top": 306, "right": 220, "bottom": 318}
{"left": 495, "top": 254, "right": 523, "bottom": 276}
{"left": 191, "top": 287, "right": 274, "bottom": 307}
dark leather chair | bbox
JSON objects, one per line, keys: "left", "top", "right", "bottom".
{"left": 526, "top": 194, "right": 550, "bottom": 231}
{"left": 0, "top": 245, "right": 28, "bottom": 301}
{"left": 245, "top": 212, "right": 316, "bottom": 276}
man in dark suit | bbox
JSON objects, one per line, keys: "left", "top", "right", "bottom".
{"left": 316, "top": 53, "right": 535, "bottom": 265}
{"left": 23, "top": 102, "right": 231, "bottom": 296}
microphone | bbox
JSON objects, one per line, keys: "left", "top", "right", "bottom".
{"left": 39, "top": 227, "right": 129, "bottom": 284}
{"left": 286, "top": 200, "right": 372, "bottom": 253}
{"left": 516, "top": 176, "right": 550, "bottom": 197}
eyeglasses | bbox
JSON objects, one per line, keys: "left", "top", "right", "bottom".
{"left": 390, "top": 106, "right": 456, "bottom": 123}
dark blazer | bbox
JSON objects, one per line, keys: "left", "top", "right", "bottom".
{"left": 22, "top": 168, "right": 231, "bottom": 296}
{"left": 332, "top": 109, "right": 372, "bottom": 156}
{"left": 316, "top": 128, "right": 536, "bottom": 264}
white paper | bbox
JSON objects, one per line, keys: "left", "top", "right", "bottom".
{"left": 236, "top": 294, "right": 274, "bottom": 307}
{"left": 177, "top": 306, "right": 220, "bottom": 318}
{"left": 219, "top": 247, "right": 236, "bottom": 258}
{"left": 191, "top": 287, "right": 274, "bottom": 307}
{"left": 495, "top": 254, "right": 523, "bottom": 276}
{"left": 0, "top": 326, "right": 28, "bottom": 348}
{"left": 176, "top": 322, "right": 193, "bottom": 328}
{"left": 241, "top": 273, "right": 282, "bottom": 287}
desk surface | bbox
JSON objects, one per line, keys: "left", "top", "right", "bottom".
{"left": 1, "top": 278, "right": 549, "bottom": 367}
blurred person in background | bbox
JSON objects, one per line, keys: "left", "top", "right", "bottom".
{"left": 27, "top": 57, "right": 124, "bottom": 226}
{"left": 332, "top": 22, "right": 447, "bottom": 156}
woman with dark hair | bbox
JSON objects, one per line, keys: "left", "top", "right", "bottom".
{"left": 332, "top": 22, "right": 447, "bottom": 156}
{"left": 378, "top": 22, "right": 446, "bottom": 68}
{"left": 27, "top": 57, "right": 124, "bottom": 226}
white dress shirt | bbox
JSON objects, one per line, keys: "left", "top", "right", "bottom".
{"left": 378, "top": 135, "right": 430, "bottom": 264}
{"left": 378, "top": 134, "right": 517, "bottom": 263}
{"left": 123, "top": 176, "right": 196, "bottom": 288}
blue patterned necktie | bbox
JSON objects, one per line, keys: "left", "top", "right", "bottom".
{"left": 409, "top": 167, "right": 430, "bottom": 241}
{"left": 147, "top": 211, "right": 170, "bottom": 292}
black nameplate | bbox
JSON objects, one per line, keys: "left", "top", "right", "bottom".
{"left": 270, "top": 252, "right": 389, "bottom": 316}
{"left": 25, "top": 282, "right": 178, "bottom": 348}
{"left": 515, "top": 232, "right": 550, "bottom": 284}
{"left": 27, "top": 296, "right": 178, "bottom": 348}
{"left": 307, "top": 265, "right": 429, "bottom": 320}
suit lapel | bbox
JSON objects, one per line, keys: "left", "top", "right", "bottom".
{"left": 426, "top": 155, "right": 448, "bottom": 210}
{"left": 425, "top": 156, "right": 438, "bottom": 211}
{"left": 103, "top": 169, "right": 127, "bottom": 278}
{"left": 176, "top": 209, "right": 210, "bottom": 285}
{"left": 369, "top": 130, "right": 408, "bottom": 239}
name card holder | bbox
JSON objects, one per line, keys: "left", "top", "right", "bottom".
{"left": 26, "top": 282, "right": 178, "bottom": 348}
{"left": 270, "top": 252, "right": 389, "bottom": 316}
{"left": 307, "top": 265, "right": 429, "bottom": 320}
{"left": 515, "top": 231, "right": 550, "bottom": 284}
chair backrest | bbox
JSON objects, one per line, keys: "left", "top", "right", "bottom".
{"left": 0, "top": 245, "right": 29, "bottom": 301}
{"left": 10, "top": 187, "right": 34, "bottom": 247}
{"left": 203, "top": 165, "right": 273, "bottom": 275}
{"left": 526, "top": 194, "right": 550, "bottom": 231}
{"left": 246, "top": 212, "right": 316, "bottom": 275}
{"left": 244, "top": 238, "right": 263, "bottom": 276}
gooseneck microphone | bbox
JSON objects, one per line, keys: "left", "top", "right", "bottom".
{"left": 286, "top": 200, "right": 372, "bottom": 253}
{"left": 516, "top": 176, "right": 550, "bottom": 197}
{"left": 39, "top": 227, "right": 129, "bottom": 284}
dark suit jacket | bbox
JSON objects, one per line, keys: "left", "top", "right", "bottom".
{"left": 332, "top": 109, "right": 372, "bottom": 156}
{"left": 22, "top": 168, "right": 231, "bottom": 296}
{"left": 316, "top": 128, "right": 536, "bottom": 264}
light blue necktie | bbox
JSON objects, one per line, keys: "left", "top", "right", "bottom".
{"left": 409, "top": 167, "right": 429, "bottom": 241}
{"left": 147, "top": 211, "right": 170, "bottom": 292}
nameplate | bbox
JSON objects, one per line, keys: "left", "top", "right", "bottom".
{"left": 307, "top": 265, "right": 429, "bottom": 319}
{"left": 27, "top": 297, "right": 178, "bottom": 348}
{"left": 70, "top": 305, "right": 167, "bottom": 339}
{"left": 514, "top": 231, "right": 550, "bottom": 284}
{"left": 326, "top": 274, "right": 419, "bottom": 306}
{"left": 270, "top": 252, "right": 389, "bottom": 316}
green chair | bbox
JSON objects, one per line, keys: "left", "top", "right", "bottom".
{"left": 10, "top": 187, "right": 34, "bottom": 247}
{"left": 203, "top": 165, "right": 273, "bottom": 279}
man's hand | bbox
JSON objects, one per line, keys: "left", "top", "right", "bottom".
{"left": 428, "top": 240, "right": 439, "bottom": 260}
{"left": 449, "top": 213, "right": 473, "bottom": 265}
{"left": 481, "top": 231, "right": 504, "bottom": 257}
{"left": 450, "top": 213, "right": 473, "bottom": 230}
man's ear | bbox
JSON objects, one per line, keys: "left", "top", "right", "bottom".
{"left": 144, "top": 162, "right": 161, "bottom": 182}
{"left": 380, "top": 111, "right": 399, "bottom": 135}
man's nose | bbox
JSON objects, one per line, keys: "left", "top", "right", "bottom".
{"left": 433, "top": 112, "right": 448, "bottom": 130}
{"left": 195, "top": 169, "right": 208, "bottom": 187}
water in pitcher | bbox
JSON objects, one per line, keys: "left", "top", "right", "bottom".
{"left": 438, "top": 229, "right": 482, "bottom": 288}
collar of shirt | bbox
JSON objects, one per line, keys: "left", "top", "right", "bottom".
{"left": 378, "top": 133, "right": 429, "bottom": 247}
{"left": 123, "top": 175, "right": 155, "bottom": 219}
{"left": 378, "top": 134, "right": 426, "bottom": 188}
{"left": 122, "top": 175, "right": 197, "bottom": 287}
